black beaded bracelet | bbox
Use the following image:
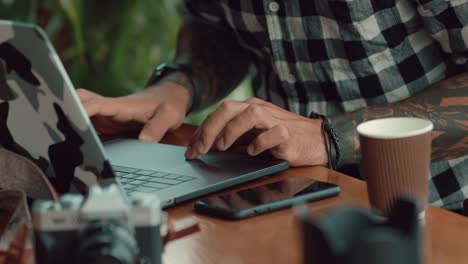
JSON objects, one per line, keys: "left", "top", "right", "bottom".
{"left": 309, "top": 111, "right": 341, "bottom": 170}
{"left": 324, "top": 120, "right": 341, "bottom": 169}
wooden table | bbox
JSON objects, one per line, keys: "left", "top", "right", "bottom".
{"left": 161, "top": 125, "right": 468, "bottom": 264}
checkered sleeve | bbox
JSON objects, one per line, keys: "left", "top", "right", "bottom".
{"left": 415, "top": 0, "right": 468, "bottom": 70}
{"left": 429, "top": 155, "right": 468, "bottom": 210}
{"left": 414, "top": 0, "right": 468, "bottom": 210}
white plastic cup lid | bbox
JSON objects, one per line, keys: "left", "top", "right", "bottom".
{"left": 357, "top": 117, "right": 433, "bottom": 139}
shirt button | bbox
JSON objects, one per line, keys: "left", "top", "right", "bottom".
{"left": 269, "top": 1, "right": 280, "bottom": 13}
{"left": 286, "top": 74, "right": 296, "bottom": 84}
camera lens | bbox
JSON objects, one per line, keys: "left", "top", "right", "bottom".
{"left": 76, "top": 219, "right": 138, "bottom": 264}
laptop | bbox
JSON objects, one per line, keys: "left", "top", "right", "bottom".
{"left": 0, "top": 21, "right": 288, "bottom": 207}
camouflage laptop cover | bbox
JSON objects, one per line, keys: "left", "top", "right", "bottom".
{"left": 0, "top": 21, "right": 114, "bottom": 193}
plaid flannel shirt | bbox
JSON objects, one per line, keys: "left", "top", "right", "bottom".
{"left": 184, "top": 0, "right": 468, "bottom": 210}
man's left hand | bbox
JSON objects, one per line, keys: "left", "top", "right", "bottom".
{"left": 185, "top": 98, "right": 328, "bottom": 167}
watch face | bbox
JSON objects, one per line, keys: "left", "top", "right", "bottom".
{"left": 147, "top": 63, "right": 179, "bottom": 87}
{"left": 156, "top": 63, "right": 167, "bottom": 71}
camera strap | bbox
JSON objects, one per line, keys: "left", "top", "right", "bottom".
{"left": 163, "top": 215, "right": 200, "bottom": 247}
{"left": 0, "top": 190, "right": 34, "bottom": 264}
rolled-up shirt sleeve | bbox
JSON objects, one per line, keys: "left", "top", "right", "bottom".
{"left": 415, "top": 0, "right": 468, "bottom": 70}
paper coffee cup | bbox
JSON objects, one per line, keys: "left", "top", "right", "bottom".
{"left": 357, "top": 117, "right": 433, "bottom": 217}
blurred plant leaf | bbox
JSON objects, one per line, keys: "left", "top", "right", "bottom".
{"left": 59, "top": 0, "right": 83, "bottom": 50}
{"left": 0, "top": 0, "right": 252, "bottom": 124}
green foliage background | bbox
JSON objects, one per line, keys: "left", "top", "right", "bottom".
{"left": 0, "top": 0, "right": 252, "bottom": 124}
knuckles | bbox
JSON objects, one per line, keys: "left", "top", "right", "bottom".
{"left": 219, "top": 100, "right": 237, "bottom": 112}
{"left": 245, "top": 104, "right": 263, "bottom": 118}
{"left": 245, "top": 97, "right": 264, "bottom": 104}
{"left": 276, "top": 125, "right": 290, "bottom": 142}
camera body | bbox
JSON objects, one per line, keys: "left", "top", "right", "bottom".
{"left": 300, "top": 197, "right": 421, "bottom": 264}
{"left": 32, "top": 185, "right": 163, "bottom": 264}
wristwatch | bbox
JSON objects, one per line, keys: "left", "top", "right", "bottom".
{"left": 145, "top": 62, "right": 200, "bottom": 114}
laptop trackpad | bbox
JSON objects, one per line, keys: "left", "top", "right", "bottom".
{"left": 104, "top": 139, "right": 285, "bottom": 178}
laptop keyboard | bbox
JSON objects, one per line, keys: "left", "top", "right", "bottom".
{"left": 112, "top": 165, "right": 196, "bottom": 194}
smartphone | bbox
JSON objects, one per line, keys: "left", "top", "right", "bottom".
{"left": 194, "top": 177, "right": 340, "bottom": 220}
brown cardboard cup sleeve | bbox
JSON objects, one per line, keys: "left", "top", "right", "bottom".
{"left": 357, "top": 118, "right": 433, "bottom": 217}
{"left": 360, "top": 133, "right": 432, "bottom": 216}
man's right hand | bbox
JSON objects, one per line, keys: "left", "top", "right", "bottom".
{"left": 77, "top": 82, "right": 190, "bottom": 142}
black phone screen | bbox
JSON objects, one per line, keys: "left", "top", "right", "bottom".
{"left": 198, "top": 177, "right": 339, "bottom": 211}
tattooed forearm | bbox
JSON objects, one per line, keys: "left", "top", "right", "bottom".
{"left": 161, "top": 17, "right": 251, "bottom": 111}
{"left": 329, "top": 73, "right": 468, "bottom": 166}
